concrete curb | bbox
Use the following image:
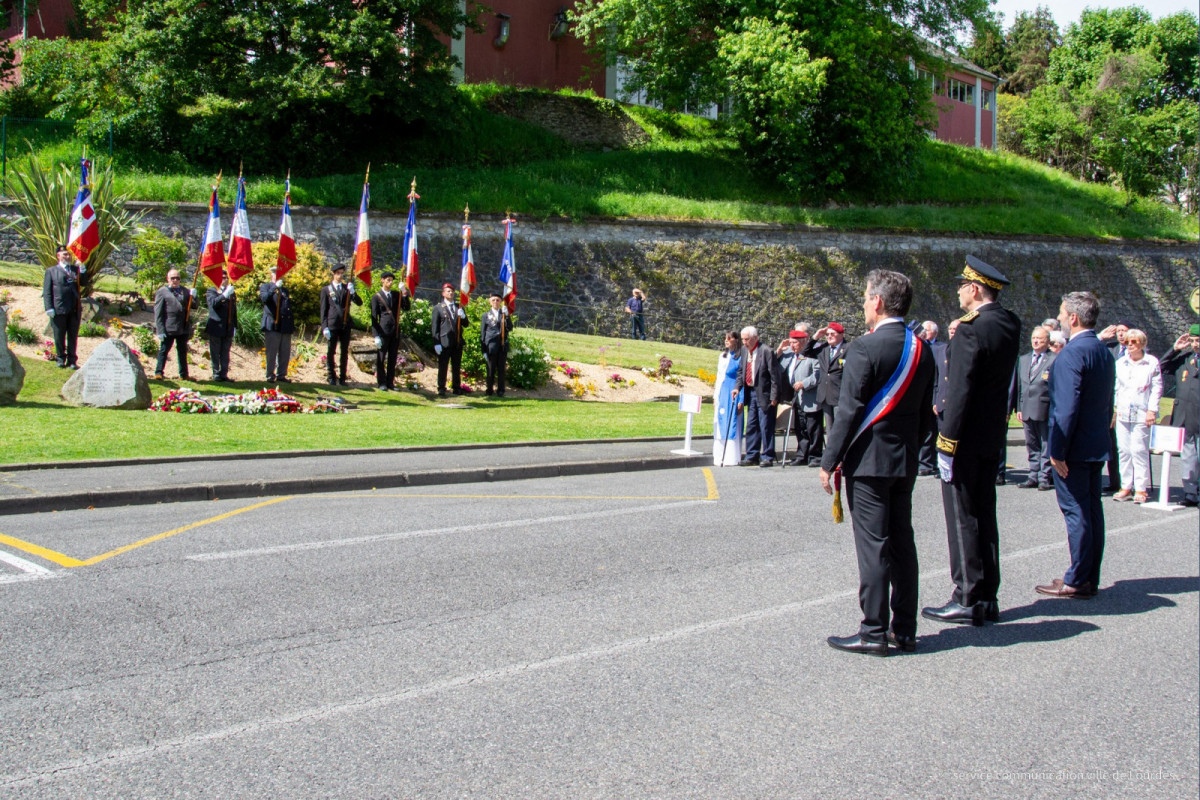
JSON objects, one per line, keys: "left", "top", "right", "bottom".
{"left": 0, "top": 453, "right": 714, "bottom": 515}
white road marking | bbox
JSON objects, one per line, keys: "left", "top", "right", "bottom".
{"left": 186, "top": 499, "right": 711, "bottom": 562}
{"left": 0, "top": 549, "right": 58, "bottom": 584}
{"left": 2, "top": 512, "right": 1192, "bottom": 785}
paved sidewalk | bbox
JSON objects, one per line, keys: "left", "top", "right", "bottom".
{"left": 0, "top": 437, "right": 717, "bottom": 515}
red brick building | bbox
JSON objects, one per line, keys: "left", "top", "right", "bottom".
{"left": 915, "top": 46, "right": 999, "bottom": 150}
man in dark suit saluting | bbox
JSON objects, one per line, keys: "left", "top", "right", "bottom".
{"left": 923, "top": 256, "right": 1021, "bottom": 627}
{"left": 432, "top": 282, "right": 469, "bottom": 397}
{"left": 820, "top": 270, "right": 935, "bottom": 656}
{"left": 1035, "top": 292, "right": 1116, "bottom": 598}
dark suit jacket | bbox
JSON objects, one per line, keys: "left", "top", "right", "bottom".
{"left": 370, "top": 290, "right": 410, "bottom": 339}
{"left": 1047, "top": 329, "right": 1117, "bottom": 462}
{"left": 480, "top": 308, "right": 513, "bottom": 351}
{"left": 431, "top": 301, "right": 469, "bottom": 349}
{"left": 1011, "top": 350, "right": 1056, "bottom": 422}
{"left": 319, "top": 283, "right": 362, "bottom": 331}
{"left": 820, "top": 322, "right": 935, "bottom": 478}
{"left": 805, "top": 339, "right": 847, "bottom": 408}
{"left": 205, "top": 287, "right": 237, "bottom": 338}
{"left": 937, "top": 303, "right": 1021, "bottom": 460}
{"left": 738, "top": 342, "right": 781, "bottom": 408}
{"left": 259, "top": 283, "right": 295, "bottom": 334}
{"left": 42, "top": 264, "right": 82, "bottom": 317}
{"left": 929, "top": 339, "right": 949, "bottom": 414}
{"left": 1160, "top": 346, "right": 1199, "bottom": 435}
{"left": 154, "top": 286, "right": 193, "bottom": 337}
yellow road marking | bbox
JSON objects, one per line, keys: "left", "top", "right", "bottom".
{"left": 0, "top": 496, "right": 292, "bottom": 568}
{"left": 0, "top": 468, "right": 718, "bottom": 569}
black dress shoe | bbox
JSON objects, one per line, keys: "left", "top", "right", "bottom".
{"left": 918, "top": 468, "right": 936, "bottom": 477}
{"left": 328, "top": 378, "right": 338, "bottom": 386}
{"left": 759, "top": 460, "right": 773, "bottom": 468}
{"left": 338, "top": 380, "right": 350, "bottom": 387}
{"left": 266, "top": 374, "right": 276, "bottom": 382}
{"left": 983, "top": 601, "right": 1000, "bottom": 622}
{"left": 827, "top": 634, "right": 888, "bottom": 657}
{"left": 787, "top": 457, "right": 806, "bottom": 466}
{"left": 738, "top": 460, "right": 757, "bottom": 467}
{"left": 277, "top": 376, "right": 292, "bottom": 383}
{"left": 887, "top": 631, "right": 916, "bottom": 652}
{"left": 995, "top": 475, "right": 1006, "bottom": 486}
{"left": 808, "top": 461, "right": 822, "bottom": 468}
{"left": 921, "top": 600, "right": 984, "bottom": 626}
{"left": 1038, "top": 483, "right": 1053, "bottom": 491}
{"left": 1181, "top": 497, "right": 1199, "bottom": 507}
{"left": 1018, "top": 479, "right": 1038, "bottom": 489}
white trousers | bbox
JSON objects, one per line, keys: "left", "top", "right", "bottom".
{"left": 1115, "top": 419, "right": 1151, "bottom": 492}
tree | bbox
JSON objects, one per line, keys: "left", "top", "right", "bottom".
{"left": 2, "top": 151, "right": 145, "bottom": 296}
{"left": 1004, "top": 7, "right": 1060, "bottom": 95}
{"left": 961, "top": 10, "right": 1010, "bottom": 79}
{"left": 571, "top": 0, "right": 989, "bottom": 197}
{"left": 17, "top": 0, "right": 475, "bottom": 170}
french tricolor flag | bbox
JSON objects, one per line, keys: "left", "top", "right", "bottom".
{"left": 459, "top": 223, "right": 475, "bottom": 307}
{"left": 226, "top": 176, "right": 254, "bottom": 281}
{"left": 276, "top": 176, "right": 297, "bottom": 279}
{"left": 499, "top": 217, "right": 517, "bottom": 314}
{"left": 402, "top": 189, "right": 419, "bottom": 297}
{"left": 199, "top": 183, "right": 226, "bottom": 286}
{"left": 353, "top": 181, "right": 372, "bottom": 287}
{"left": 67, "top": 157, "right": 99, "bottom": 265}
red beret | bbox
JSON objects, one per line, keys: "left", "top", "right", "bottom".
{"left": 789, "top": 330, "right": 808, "bottom": 339}
{"left": 442, "top": 282, "right": 454, "bottom": 290}
{"left": 827, "top": 322, "right": 844, "bottom": 333}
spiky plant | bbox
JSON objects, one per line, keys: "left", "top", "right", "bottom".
{"left": 2, "top": 150, "right": 145, "bottom": 296}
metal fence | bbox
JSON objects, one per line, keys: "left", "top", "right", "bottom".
{"left": 0, "top": 117, "right": 114, "bottom": 196}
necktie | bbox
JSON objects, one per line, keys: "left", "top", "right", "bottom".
{"left": 1031, "top": 353, "right": 1041, "bottom": 379}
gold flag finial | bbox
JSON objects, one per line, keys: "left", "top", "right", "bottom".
{"left": 365, "top": 163, "right": 371, "bottom": 183}
{"left": 464, "top": 204, "right": 470, "bottom": 223}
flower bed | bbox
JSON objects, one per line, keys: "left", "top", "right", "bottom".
{"left": 150, "top": 387, "right": 345, "bottom": 415}
{"left": 150, "top": 389, "right": 212, "bottom": 413}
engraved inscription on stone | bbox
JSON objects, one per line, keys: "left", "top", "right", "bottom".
{"left": 82, "top": 346, "right": 136, "bottom": 405}
{"left": 0, "top": 307, "right": 13, "bottom": 378}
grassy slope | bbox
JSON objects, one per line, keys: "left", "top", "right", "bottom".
{"left": 15, "top": 87, "right": 1185, "bottom": 241}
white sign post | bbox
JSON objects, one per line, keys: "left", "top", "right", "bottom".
{"left": 671, "top": 393, "right": 704, "bottom": 456}
{"left": 1144, "top": 425, "right": 1186, "bottom": 512}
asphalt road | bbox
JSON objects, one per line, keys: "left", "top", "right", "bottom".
{"left": 1, "top": 451, "right": 1196, "bottom": 798}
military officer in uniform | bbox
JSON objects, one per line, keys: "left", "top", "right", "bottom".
{"left": 431, "top": 282, "right": 469, "bottom": 397}
{"left": 480, "top": 292, "right": 513, "bottom": 396}
{"left": 42, "top": 244, "right": 84, "bottom": 369}
{"left": 260, "top": 267, "right": 295, "bottom": 383}
{"left": 205, "top": 269, "right": 237, "bottom": 381}
{"left": 370, "top": 271, "right": 410, "bottom": 391}
{"left": 320, "top": 263, "right": 362, "bottom": 386}
{"left": 923, "top": 255, "right": 1021, "bottom": 627}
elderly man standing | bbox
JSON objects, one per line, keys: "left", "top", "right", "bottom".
{"left": 153, "top": 269, "right": 195, "bottom": 380}
{"left": 923, "top": 256, "right": 1021, "bottom": 627}
{"left": 820, "top": 269, "right": 934, "bottom": 656}
{"left": 1011, "top": 326, "right": 1057, "bottom": 490}
{"left": 780, "top": 331, "right": 822, "bottom": 466}
{"left": 42, "top": 244, "right": 84, "bottom": 369}
{"left": 1035, "top": 292, "right": 1116, "bottom": 598}
{"left": 1160, "top": 325, "right": 1200, "bottom": 507}
{"left": 805, "top": 321, "right": 848, "bottom": 456}
{"left": 738, "top": 326, "right": 782, "bottom": 467}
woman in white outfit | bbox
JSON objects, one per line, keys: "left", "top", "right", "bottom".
{"left": 1113, "top": 329, "right": 1162, "bottom": 503}
{"left": 713, "top": 331, "right": 745, "bottom": 466}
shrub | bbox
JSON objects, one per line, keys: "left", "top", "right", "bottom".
{"left": 234, "top": 304, "right": 265, "bottom": 349}
{"left": 6, "top": 313, "right": 37, "bottom": 344}
{"left": 398, "top": 298, "right": 434, "bottom": 351}
{"left": 131, "top": 227, "right": 190, "bottom": 299}
{"left": 130, "top": 323, "right": 159, "bottom": 355}
{"left": 506, "top": 332, "right": 552, "bottom": 389}
{"left": 228, "top": 242, "right": 334, "bottom": 328}
{"left": 78, "top": 320, "right": 108, "bottom": 338}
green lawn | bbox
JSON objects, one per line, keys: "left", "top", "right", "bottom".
{"left": 1, "top": 356, "right": 691, "bottom": 465}
{"left": 527, "top": 327, "right": 716, "bottom": 377}
{"left": 0, "top": 259, "right": 135, "bottom": 293}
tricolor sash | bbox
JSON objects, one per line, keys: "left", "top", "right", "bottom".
{"left": 847, "top": 327, "right": 923, "bottom": 448}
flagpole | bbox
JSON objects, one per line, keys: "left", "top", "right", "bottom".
{"left": 502, "top": 211, "right": 515, "bottom": 346}
{"left": 186, "top": 170, "right": 222, "bottom": 323}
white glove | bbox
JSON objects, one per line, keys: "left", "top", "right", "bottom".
{"left": 224, "top": 285, "right": 235, "bottom": 298}
{"left": 457, "top": 307, "right": 466, "bottom": 319}
{"left": 276, "top": 279, "right": 283, "bottom": 287}
{"left": 157, "top": 334, "right": 166, "bottom": 343}
{"left": 189, "top": 288, "right": 197, "bottom": 298}
{"left": 46, "top": 309, "right": 55, "bottom": 319}
{"left": 937, "top": 452, "right": 953, "bottom": 483}
{"left": 232, "top": 328, "right": 237, "bottom": 338}
{"left": 77, "top": 263, "right": 86, "bottom": 273}
{"left": 434, "top": 344, "right": 443, "bottom": 355}
{"left": 374, "top": 336, "right": 382, "bottom": 348}
{"left": 323, "top": 328, "right": 331, "bottom": 341}
{"left": 349, "top": 284, "right": 357, "bottom": 296}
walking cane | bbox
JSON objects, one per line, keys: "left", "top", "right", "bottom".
{"left": 780, "top": 398, "right": 798, "bottom": 469}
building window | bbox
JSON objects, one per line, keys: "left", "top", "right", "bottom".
{"left": 982, "top": 89, "right": 994, "bottom": 111}
{"left": 915, "top": 68, "right": 936, "bottom": 94}
{"left": 947, "top": 78, "right": 975, "bottom": 105}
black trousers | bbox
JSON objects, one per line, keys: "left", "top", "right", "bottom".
{"left": 154, "top": 334, "right": 189, "bottom": 379}
{"left": 484, "top": 343, "right": 507, "bottom": 394}
{"left": 209, "top": 333, "right": 233, "bottom": 379}
{"left": 375, "top": 335, "right": 398, "bottom": 388}
{"left": 326, "top": 328, "right": 351, "bottom": 381}
{"left": 437, "top": 345, "right": 462, "bottom": 393}
{"left": 846, "top": 474, "right": 920, "bottom": 642}
{"left": 918, "top": 414, "right": 940, "bottom": 472}
{"left": 50, "top": 312, "right": 80, "bottom": 367}
{"left": 797, "top": 410, "right": 823, "bottom": 462}
{"left": 940, "top": 453, "right": 1002, "bottom": 607}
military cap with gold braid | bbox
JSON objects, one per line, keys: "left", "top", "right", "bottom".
{"left": 956, "top": 254, "right": 1010, "bottom": 291}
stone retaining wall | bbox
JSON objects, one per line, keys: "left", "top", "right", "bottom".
{"left": 2, "top": 202, "right": 1195, "bottom": 352}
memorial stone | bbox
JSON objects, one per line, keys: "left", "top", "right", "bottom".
{"left": 0, "top": 305, "right": 26, "bottom": 404}
{"left": 61, "top": 338, "right": 152, "bottom": 409}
